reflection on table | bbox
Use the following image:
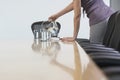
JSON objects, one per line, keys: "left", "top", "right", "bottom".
{"left": 31, "top": 39, "right": 108, "bottom": 80}
{"left": 0, "top": 39, "right": 108, "bottom": 80}
{"left": 32, "top": 39, "right": 61, "bottom": 57}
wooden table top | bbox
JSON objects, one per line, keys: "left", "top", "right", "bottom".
{"left": 0, "top": 39, "right": 108, "bottom": 80}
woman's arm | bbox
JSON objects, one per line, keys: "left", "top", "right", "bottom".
{"left": 61, "top": 0, "right": 81, "bottom": 42}
{"left": 49, "top": 2, "right": 74, "bottom": 21}
{"left": 73, "top": 0, "right": 81, "bottom": 38}
{"left": 55, "top": 2, "right": 74, "bottom": 17}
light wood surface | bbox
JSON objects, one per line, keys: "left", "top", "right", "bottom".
{"left": 0, "top": 39, "right": 108, "bottom": 80}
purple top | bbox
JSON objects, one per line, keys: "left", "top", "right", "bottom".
{"left": 81, "top": 0, "right": 114, "bottom": 26}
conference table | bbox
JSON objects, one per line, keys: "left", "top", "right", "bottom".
{"left": 0, "top": 39, "right": 108, "bottom": 80}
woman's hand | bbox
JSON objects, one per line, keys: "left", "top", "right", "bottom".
{"left": 60, "top": 37, "right": 76, "bottom": 42}
{"left": 48, "top": 14, "right": 59, "bottom": 21}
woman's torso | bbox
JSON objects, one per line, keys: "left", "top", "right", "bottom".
{"left": 81, "top": 0, "right": 114, "bottom": 26}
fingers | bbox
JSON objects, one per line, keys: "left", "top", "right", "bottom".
{"left": 48, "top": 18, "right": 53, "bottom": 21}
{"left": 48, "top": 16, "right": 54, "bottom": 21}
{"left": 60, "top": 37, "right": 75, "bottom": 42}
{"left": 48, "top": 14, "right": 58, "bottom": 21}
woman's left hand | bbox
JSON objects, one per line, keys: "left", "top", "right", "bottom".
{"left": 60, "top": 37, "right": 75, "bottom": 42}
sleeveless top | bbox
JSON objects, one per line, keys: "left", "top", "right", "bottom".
{"left": 81, "top": 0, "right": 114, "bottom": 26}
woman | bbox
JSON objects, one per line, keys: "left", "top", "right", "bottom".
{"left": 48, "top": 0, "right": 113, "bottom": 43}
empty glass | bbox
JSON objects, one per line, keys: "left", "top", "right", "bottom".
{"left": 39, "top": 29, "right": 51, "bottom": 41}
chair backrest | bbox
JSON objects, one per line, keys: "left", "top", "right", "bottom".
{"left": 108, "top": 11, "right": 120, "bottom": 51}
{"left": 103, "top": 10, "right": 120, "bottom": 51}
{"left": 31, "top": 21, "right": 43, "bottom": 32}
{"left": 31, "top": 21, "right": 61, "bottom": 37}
{"left": 103, "top": 11, "right": 117, "bottom": 46}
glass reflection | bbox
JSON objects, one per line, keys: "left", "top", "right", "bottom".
{"left": 31, "top": 39, "right": 61, "bottom": 57}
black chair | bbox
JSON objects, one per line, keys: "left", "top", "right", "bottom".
{"left": 76, "top": 11, "right": 120, "bottom": 65}
{"left": 103, "top": 66, "right": 120, "bottom": 80}
{"left": 76, "top": 11, "right": 120, "bottom": 55}
{"left": 77, "top": 10, "right": 120, "bottom": 80}
{"left": 76, "top": 11, "right": 120, "bottom": 54}
{"left": 90, "top": 11, "right": 120, "bottom": 66}
{"left": 31, "top": 21, "right": 61, "bottom": 37}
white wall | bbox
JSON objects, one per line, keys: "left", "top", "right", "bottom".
{"left": 110, "top": 0, "right": 120, "bottom": 11}
{"left": 0, "top": 0, "right": 110, "bottom": 40}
